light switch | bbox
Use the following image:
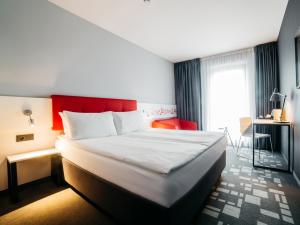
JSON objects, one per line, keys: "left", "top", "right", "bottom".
{"left": 16, "top": 134, "right": 34, "bottom": 142}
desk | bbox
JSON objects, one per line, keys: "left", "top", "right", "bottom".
{"left": 252, "top": 119, "right": 292, "bottom": 172}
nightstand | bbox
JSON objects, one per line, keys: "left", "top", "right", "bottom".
{"left": 6, "top": 148, "right": 62, "bottom": 202}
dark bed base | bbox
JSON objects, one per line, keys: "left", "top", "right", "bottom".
{"left": 62, "top": 151, "right": 226, "bottom": 225}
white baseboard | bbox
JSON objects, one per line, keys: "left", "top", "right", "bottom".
{"left": 293, "top": 171, "right": 300, "bottom": 187}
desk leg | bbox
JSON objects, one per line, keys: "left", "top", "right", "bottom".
{"left": 253, "top": 124, "right": 255, "bottom": 167}
{"left": 51, "top": 155, "right": 63, "bottom": 186}
{"left": 7, "top": 161, "right": 18, "bottom": 202}
{"left": 288, "top": 126, "right": 291, "bottom": 172}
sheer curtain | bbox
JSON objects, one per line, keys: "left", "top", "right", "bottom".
{"left": 201, "top": 48, "right": 255, "bottom": 144}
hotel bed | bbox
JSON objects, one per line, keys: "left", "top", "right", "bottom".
{"left": 51, "top": 95, "right": 226, "bottom": 225}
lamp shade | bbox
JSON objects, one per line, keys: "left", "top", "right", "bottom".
{"left": 270, "top": 88, "right": 281, "bottom": 102}
{"left": 270, "top": 92, "right": 281, "bottom": 102}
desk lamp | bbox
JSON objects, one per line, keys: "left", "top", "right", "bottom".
{"left": 270, "top": 88, "right": 287, "bottom": 122}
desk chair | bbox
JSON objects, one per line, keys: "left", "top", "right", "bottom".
{"left": 237, "top": 117, "right": 273, "bottom": 157}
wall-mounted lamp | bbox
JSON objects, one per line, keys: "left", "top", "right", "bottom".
{"left": 23, "top": 109, "right": 35, "bottom": 127}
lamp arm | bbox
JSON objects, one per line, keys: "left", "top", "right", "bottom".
{"left": 277, "top": 93, "right": 286, "bottom": 97}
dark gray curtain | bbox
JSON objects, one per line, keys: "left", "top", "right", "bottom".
{"left": 255, "top": 42, "right": 281, "bottom": 151}
{"left": 174, "top": 58, "right": 202, "bottom": 130}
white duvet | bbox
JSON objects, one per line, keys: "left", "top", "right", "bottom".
{"left": 58, "top": 128, "right": 225, "bottom": 174}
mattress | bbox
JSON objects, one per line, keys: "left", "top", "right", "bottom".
{"left": 56, "top": 129, "right": 227, "bottom": 207}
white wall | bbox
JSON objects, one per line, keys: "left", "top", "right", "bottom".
{"left": 0, "top": 96, "right": 58, "bottom": 191}
{"left": 0, "top": 0, "right": 175, "bottom": 104}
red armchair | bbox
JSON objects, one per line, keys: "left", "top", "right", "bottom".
{"left": 151, "top": 118, "right": 198, "bottom": 131}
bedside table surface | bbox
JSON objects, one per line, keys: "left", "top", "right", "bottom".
{"left": 7, "top": 149, "right": 60, "bottom": 163}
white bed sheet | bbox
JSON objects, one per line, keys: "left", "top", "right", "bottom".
{"left": 56, "top": 129, "right": 227, "bottom": 207}
{"left": 58, "top": 128, "right": 224, "bottom": 174}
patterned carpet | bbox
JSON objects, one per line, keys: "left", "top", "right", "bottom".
{"left": 195, "top": 147, "right": 300, "bottom": 225}
{"left": 254, "top": 149, "right": 288, "bottom": 171}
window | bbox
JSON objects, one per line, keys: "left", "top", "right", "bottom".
{"left": 201, "top": 49, "right": 255, "bottom": 144}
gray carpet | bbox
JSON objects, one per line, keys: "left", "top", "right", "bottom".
{"left": 195, "top": 147, "right": 300, "bottom": 225}
{"left": 0, "top": 147, "right": 299, "bottom": 225}
{"left": 254, "top": 149, "right": 289, "bottom": 171}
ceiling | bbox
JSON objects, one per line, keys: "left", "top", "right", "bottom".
{"left": 49, "top": 0, "right": 288, "bottom": 62}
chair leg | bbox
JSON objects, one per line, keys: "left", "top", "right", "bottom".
{"left": 237, "top": 137, "right": 251, "bottom": 160}
{"left": 269, "top": 136, "right": 274, "bottom": 155}
{"left": 237, "top": 136, "right": 242, "bottom": 153}
{"left": 248, "top": 138, "right": 255, "bottom": 157}
{"left": 237, "top": 136, "right": 242, "bottom": 155}
{"left": 257, "top": 139, "right": 261, "bottom": 159}
{"left": 226, "top": 129, "right": 235, "bottom": 151}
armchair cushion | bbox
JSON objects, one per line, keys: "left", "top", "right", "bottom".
{"left": 179, "top": 119, "right": 198, "bottom": 130}
{"left": 151, "top": 118, "right": 198, "bottom": 131}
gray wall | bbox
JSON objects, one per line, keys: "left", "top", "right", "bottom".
{"left": 278, "top": 0, "right": 300, "bottom": 179}
{"left": 0, "top": 0, "right": 175, "bottom": 104}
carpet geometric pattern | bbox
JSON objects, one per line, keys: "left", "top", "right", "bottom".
{"left": 253, "top": 149, "right": 288, "bottom": 171}
{"left": 194, "top": 147, "right": 300, "bottom": 225}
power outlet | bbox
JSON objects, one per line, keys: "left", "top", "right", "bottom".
{"left": 16, "top": 134, "right": 34, "bottom": 142}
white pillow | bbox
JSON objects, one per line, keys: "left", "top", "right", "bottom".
{"left": 59, "top": 112, "right": 71, "bottom": 138}
{"left": 62, "top": 111, "right": 117, "bottom": 139}
{"left": 113, "top": 111, "right": 145, "bottom": 134}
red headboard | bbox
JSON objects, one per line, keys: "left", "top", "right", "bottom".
{"left": 51, "top": 95, "right": 137, "bottom": 130}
